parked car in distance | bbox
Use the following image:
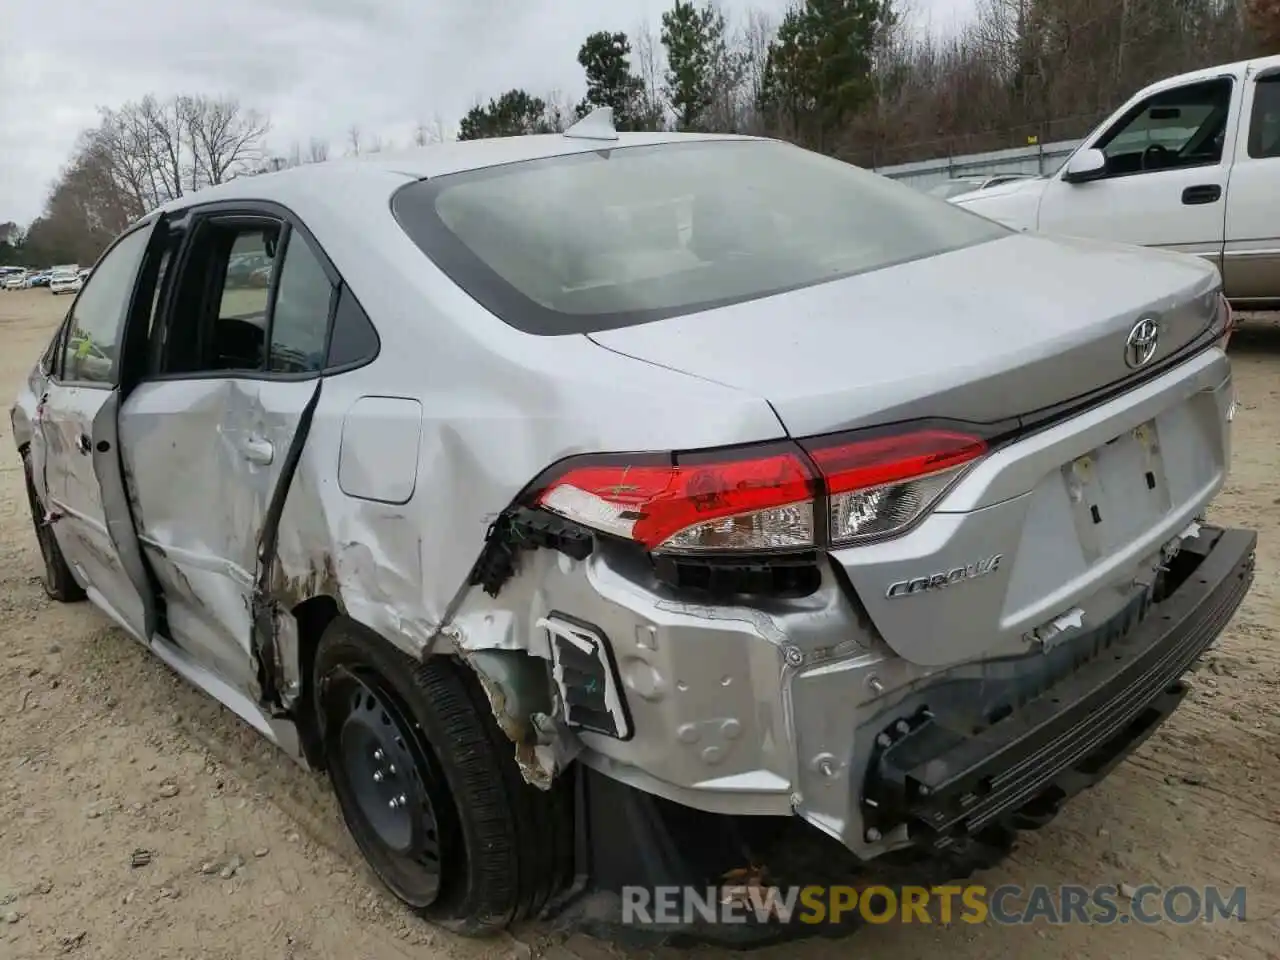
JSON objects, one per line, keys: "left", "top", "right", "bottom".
{"left": 27, "top": 271, "right": 51, "bottom": 288}
{"left": 226, "top": 250, "right": 273, "bottom": 288}
{"left": 49, "top": 265, "right": 83, "bottom": 295}
{"left": 10, "top": 108, "right": 1253, "bottom": 942}
{"left": 954, "top": 54, "right": 1280, "bottom": 308}
{"left": 927, "top": 174, "right": 1035, "bottom": 200}
{"left": 3, "top": 269, "right": 29, "bottom": 290}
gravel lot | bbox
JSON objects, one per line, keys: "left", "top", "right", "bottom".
{"left": 1, "top": 288, "right": 1278, "bottom": 959}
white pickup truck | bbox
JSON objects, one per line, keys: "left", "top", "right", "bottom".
{"left": 955, "top": 54, "right": 1280, "bottom": 309}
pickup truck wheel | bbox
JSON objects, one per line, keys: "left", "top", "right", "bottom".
{"left": 21, "top": 451, "right": 86, "bottom": 603}
{"left": 315, "top": 621, "right": 571, "bottom": 935}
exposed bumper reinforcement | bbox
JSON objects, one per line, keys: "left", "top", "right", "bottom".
{"left": 864, "top": 525, "right": 1256, "bottom": 844}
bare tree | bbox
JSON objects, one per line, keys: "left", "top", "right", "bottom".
{"left": 412, "top": 114, "right": 456, "bottom": 144}
{"left": 186, "top": 96, "right": 271, "bottom": 184}
{"left": 740, "top": 6, "right": 776, "bottom": 130}
{"left": 542, "top": 91, "right": 577, "bottom": 132}
{"left": 633, "top": 21, "right": 670, "bottom": 129}
{"left": 347, "top": 125, "right": 362, "bottom": 156}
{"left": 89, "top": 93, "right": 271, "bottom": 210}
{"left": 1247, "top": 0, "right": 1280, "bottom": 47}
{"left": 307, "top": 137, "right": 330, "bottom": 163}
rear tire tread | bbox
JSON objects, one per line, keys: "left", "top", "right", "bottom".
{"left": 316, "top": 623, "right": 571, "bottom": 937}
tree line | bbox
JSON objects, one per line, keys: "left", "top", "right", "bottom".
{"left": 5, "top": 0, "right": 1278, "bottom": 268}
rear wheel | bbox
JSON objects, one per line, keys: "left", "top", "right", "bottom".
{"left": 21, "top": 450, "right": 85, "bottom": 603}
{"left": 315, "top": 620, "right": 572, "bottom": 935}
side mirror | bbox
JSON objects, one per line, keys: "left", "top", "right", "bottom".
{"left": 1062, "top": 148, "right": 1107, "bottom": 184}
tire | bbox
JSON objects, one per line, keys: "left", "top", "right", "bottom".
{"left": 314, "top": 620, "right": 572, "bottom": 936}
{"left": 21, "top": 450, "right": 86, "bottom": 603}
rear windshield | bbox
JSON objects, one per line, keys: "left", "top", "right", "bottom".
{"left": 391, "top": 139, "right": 1008, "bottom": 335}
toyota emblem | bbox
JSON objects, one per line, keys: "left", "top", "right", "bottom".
{"left": 1124, "top": 317, "right": 1160, "bottom": 369}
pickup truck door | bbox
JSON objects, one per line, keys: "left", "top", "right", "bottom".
{"left": 1222, "top": 66, "right": 1280, "bottom": 305}
{"left": 1036, "top": 75, "right": 1242, "bottom": 267}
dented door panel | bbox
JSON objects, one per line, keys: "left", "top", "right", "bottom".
{"left": 118, "top": 375, "right": 316, "bottom": 688}
{"left": 42, "top": 383, "right": 151, "bottom": 638}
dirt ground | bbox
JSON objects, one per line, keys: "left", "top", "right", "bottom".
{"left": 0, "top": 287, "right": 1277, "bottom": 960}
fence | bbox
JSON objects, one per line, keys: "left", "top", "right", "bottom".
{"left": 872, "top": 138, "right": 1084, "bottom": 190}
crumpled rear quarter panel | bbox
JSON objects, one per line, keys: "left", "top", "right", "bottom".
{"left": 256, "top": 172, "right": 786, "bottom": 661}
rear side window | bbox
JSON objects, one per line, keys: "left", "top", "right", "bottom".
{"left": 62, "top": 226, "right": 152, "bottom": 384}
{"left": 1248, "top": 76, "right": 1280, "bottom": 159}
{"left": 269, "top": 231, "right": 334, "bottom": 374}
{"left": 391, "top": 139, "right": 1008, "bottom": 335}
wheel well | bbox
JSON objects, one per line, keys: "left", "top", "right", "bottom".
{"left": 290, "top": 594, "right": 341, "bottom": 769}
{"left": 287, "top": 600, "right": 549, "bottom": 776}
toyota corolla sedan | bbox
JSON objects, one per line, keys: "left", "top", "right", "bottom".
{"left": 10, "top": 109, "right": 1252, "bottom": 941}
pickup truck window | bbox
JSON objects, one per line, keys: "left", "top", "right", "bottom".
{"left": 1247, "top": 76, "right": 1280, "bottom": 159}
{"left": 1095, "top": 78, "right": 1233, "bottom": 178}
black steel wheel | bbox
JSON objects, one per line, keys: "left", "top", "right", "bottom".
{"left": 314, "top": 620, "right": 574, "bottom": 936}
{"left": 324, "top": 665, "right": 451, "bottom": 907}
{"left": 21, "top": 450, "right": 85, "bottom": 603}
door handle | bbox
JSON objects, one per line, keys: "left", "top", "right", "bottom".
{"left": 76, "top": 433, "right": 91, "bottom": 455}
{"left": 239, "top": 437, "right": 274, "bottom": 465}
{"left": 1182, "top": 184, "right": 1222, "bottom": 205}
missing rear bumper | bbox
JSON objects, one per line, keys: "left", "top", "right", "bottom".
{"left": 862, "top": 525, "right": 1255, "bottom": 845}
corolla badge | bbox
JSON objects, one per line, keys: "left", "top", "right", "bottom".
{"left": 886, "top": 555, "right": 1003, "bottom": 599}
{"left": 1125, "top": 317, "right": 1160, "bottom": 369}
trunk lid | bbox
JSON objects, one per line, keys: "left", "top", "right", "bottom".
{"left": 588, "top": 232, "right": 1221, "bottom": 438}
{"left": 590, "top": 232, "right": 1232, "bottom": 668}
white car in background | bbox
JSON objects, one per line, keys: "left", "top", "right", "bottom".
{"left": 50, "top": 267, "right": 82, "bottom": 294}
{"left": 49, "top": 265, "right": 83, "bottom": 295}
{"left": 927, "top": 174, "right": 1036, "bottom": 201}
{"left": 3, "top": 269, "right": 29, "bottom": 291}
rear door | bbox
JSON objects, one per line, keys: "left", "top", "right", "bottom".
{"left": 40, "top": 217, "right": 167, "bottom": 641}
{"left": 1222, "top": 65, "right": 1280, "bottom": 304}
{"left": 118, "top": 205, "right": 336, "bottom": 689}
{"left": 1036, "top": 76, "right": 1241, "bottom": 266}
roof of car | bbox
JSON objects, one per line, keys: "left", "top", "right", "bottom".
{"left": 155, "top": 130, "right": 759, "bottom": 218}
{"left": 1138, "top": 53, "right": 1280, "bottom": 96}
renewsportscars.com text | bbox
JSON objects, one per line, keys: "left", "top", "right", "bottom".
{"left": 622, "top": 883, "right": 1247, "bottom": 926}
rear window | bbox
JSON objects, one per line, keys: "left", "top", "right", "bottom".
{"left": 391, "top": 139, "right": 1008, "bottom": 335}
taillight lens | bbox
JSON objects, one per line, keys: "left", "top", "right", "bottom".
{"left": 803, "top": 430, "right": 987, "bottom": 545}
{"left": 532, "top": 426, "right": 988, "bottom": 555}
{"left": 536, "top": 446, "right": 817, "bottom": 553}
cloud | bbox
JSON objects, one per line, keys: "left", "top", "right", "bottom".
{"left": 0, "top": 0, "right": 973, "bottom": 226}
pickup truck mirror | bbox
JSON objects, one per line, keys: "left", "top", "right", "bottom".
{"left": 1062, "top": 148, "right": 1107, "bottom": 184}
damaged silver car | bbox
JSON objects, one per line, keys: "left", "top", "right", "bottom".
{"left": 11, "top": 107, "right": 1254, "bottom": 942}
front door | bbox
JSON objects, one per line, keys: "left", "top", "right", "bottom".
{"left": 1223, "top": 69, "right": 1280, "bottom": 303}
{"left": 118, "top": 211, "right": 336, "bottom": 690}
{"left": 41, "top": 219, "right": 164, "bottom": 641}
{"left": 1037, "top": 76, "right": 1240, "bottom": 264}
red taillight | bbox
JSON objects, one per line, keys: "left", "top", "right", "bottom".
{"left": 804, "top": 430, "right": 987, "bottom": 546}
{"left": 533, "top": 426, "right": 988, "bottom": 554}
{"left": 536, "top": 446, "right": 817, "bottom": 552}
{"left": 803, "top": 430, "right": 988, "bottom": 495}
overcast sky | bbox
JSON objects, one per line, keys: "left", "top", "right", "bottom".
{"left": 0, "top": 0, "right": 975, "bottom": 226}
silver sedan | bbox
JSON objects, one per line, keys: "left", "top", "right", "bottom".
{"left": 10, "top": 109, "right": 1251, "bottom": 940}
